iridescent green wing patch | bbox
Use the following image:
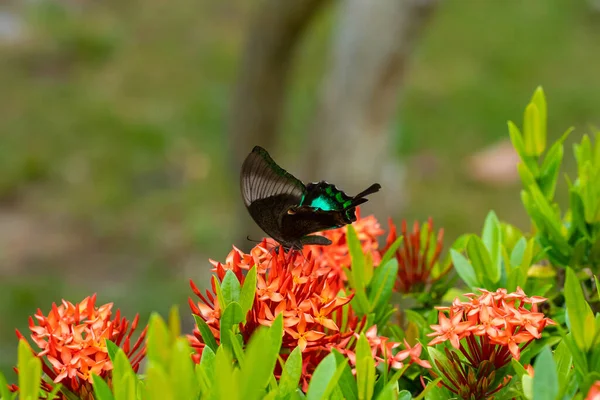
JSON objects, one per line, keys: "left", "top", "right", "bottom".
{"left": 301, "top": 181, "right": 356, "bottom": 221}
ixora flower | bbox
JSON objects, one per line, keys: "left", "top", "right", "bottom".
{"left": 188, "top": 237, "right": 430, "bottom": 388}
{"left": 427, "top": 287, "right": 555, "bottom": 399}
{"left": 382, "top": 217, "right": 452, "bottom": 294}
{"left": 11, "top": 295, "right": 147, "bottom": 400}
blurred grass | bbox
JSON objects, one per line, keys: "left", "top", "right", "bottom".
{"left": 0, "top": 0, "right": 599, "bottom": 377}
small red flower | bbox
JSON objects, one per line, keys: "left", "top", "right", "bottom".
{"left": 383, "top": 217, "right": 452, "bottom": 294}
{"left": 11, "top": 295, "right": 147, "bottom": 399}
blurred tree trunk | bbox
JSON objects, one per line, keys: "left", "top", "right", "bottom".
{"left": 229, "top": 0, "right": 329, "bottom": 249}
{"left": 304, "top": 0, "right": 439, "bottom": 220}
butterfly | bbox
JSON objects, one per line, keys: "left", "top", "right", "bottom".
{"left": 240, "top": 145, "right": 381, "bottom": 251}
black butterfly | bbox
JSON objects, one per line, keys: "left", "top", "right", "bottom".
{"left": 240, "top": 146, "right": 381, "bottom": 251}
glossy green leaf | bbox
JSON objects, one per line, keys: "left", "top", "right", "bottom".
{"left": 278, "top": 347, "right": 302, "bottom": 398}
{"left": 368, "top": 258, "right": 398, "bottom": 312}
{"left": 532, "top": 347, "right": 558, "bottom": 400}
{"left": 348, "top": 225, "right": 367, "bottom": 288}
{"left": 194, "top": 315, "right": 218, "bottom": 352}
{"left": 214, "top": 347, "right": 237, "bottom": 400}
{"left": 106, "top": 339, "right": 120, "bottom": 362}
{"left": 0, "top": 371, "right": 11, "bottom": 400}
{"left": 506, "top": 266, "right": 525, "bottom": 293}
{"left": 355, "top": 334, "right": 375, "bottom": 400}
{"left": 240, "top": 266, "right": 257, "bottom": 318}
{"left": 306, "top": 353, "right": 339, "bottom": 400}
{"left": 222, "top": 270, "right": 241, "bottom": 305}
{"left": 467, "top": 235, "right": 499, "bottom": 286}
{"left": 198, "top": 346, "right": 216, "bottom": 394}
{"left": 524, "top": 102, "right": 543, "bottom": 156}
{"left": 450, "top": 249, "right": 479, "bottom": 289}
{"left": 553, "top": 340, "right": 572, "bottom": 392}
{"left": 92, "top": 374, "right": 116, "bottom": 400}
{"left": 530, "top": 86, "right": 547, "bottom": 152}
{"left": 565, "top": 267, "right": 595, "bottom": 351}
{"left": 240, "top": 327, "right": 278, "bottom": 400}
{"left": 220, "top": 302, "right": 245, "bottom": 350}
{"left": 17, "top": 339, "right": 41, "bottom": 400}
{"left": 379, "top": 235, "right": 402, "bottom": 268}
{"left": 112, "top": 350, "right": 138, "bottom": 400}
{"left": 331, "top": 350, "right": 358, "bottom": 400}
{"left": 482, "top": 211, "right": 502, "bottom": 269}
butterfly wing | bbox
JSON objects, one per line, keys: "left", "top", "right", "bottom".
{"left": 240, "top": 146, "right": 306, "bottom": 245}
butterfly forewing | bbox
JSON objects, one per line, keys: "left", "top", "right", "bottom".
{"left": 240, "top": 146, "right": 305, "bottom": 207}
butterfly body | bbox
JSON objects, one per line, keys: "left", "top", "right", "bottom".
{"left": 241, "top": 146, "right": 381, "bottom": 250}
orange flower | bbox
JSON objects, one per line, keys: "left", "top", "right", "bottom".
{"left": 428, "top": 288, "right": 554, "bottom": 399}
{"left": 383, "top": 217, "right": 452, "bottom": 295}
{"left": 586, "top": 381, "right": 600, "bottom": 400}
{"left": 12, "top": 295, "right": 147, "bottom": 399}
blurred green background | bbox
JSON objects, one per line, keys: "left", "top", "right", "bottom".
{"left": 1, "top": 0, "right": 599, "bottom": 377}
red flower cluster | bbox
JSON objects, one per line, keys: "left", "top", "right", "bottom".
{"left": 12, "top": 295, "right": 147, "bottom": 399}
{"left": 189, "top": 242, "right": 358, "bottom": 374}
{"left": 428, "top": 287, "right": 555, "bottom": 399}
{"left": 383, "top": 217, "right": 452, "bottom": 294}
{"left": 189, "top": 211, "right": 433, "bottom": 387}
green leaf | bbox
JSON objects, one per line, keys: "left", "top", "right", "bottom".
{"left": 306, "top": 354, "right": 342, "bottom": 400}
{"left": 530, "top": 86, "right": 547, "bottom": 153}
{"left": 241, "top": 327, "right": 280, "bottom": 400}
{"left": 147, "top": 313, "right": 171, "bottom": 365}
{"left": 220, "top": 302, "right": 245, "bottom": 350}
{"left": 466, "top": 235, "right": 499, "bottom": 286}
{"left": 348, "top": 225, "right": 367, "bottom": 288}
{"left": 193, "top": 315, "right": 219, "bottom": 353}
{"left": 355, "top": 334, "right": 375, "bottom": 400}
{"left": 331, "top": 350, "right": 358, "bottom": 400}
{"left": 524, "top": 102, "right": 543, "bottom": 156}
{"left": 450, "top": 249, "right": 479, "bottom": 289}
{"left": 214, "top": 347, "right": 238, "bottom": 400}
{"left": 169, "top": 338, "right": 198, "bottom": 400}
{"left": 482, "top": 211, "right": 502, "bottom": 270}
{"left": 112, "top": 350, "right": 138, "bottom": 400}
{"left": 106, "top": 339, "right": 120, "bottom": 362}
{"left": 532, "top": 347, "right": 558, "bottom": 400}
{"left": 145, "top": 362, "right": 174, "bottom": 400}
{"left": 92, "top": 374, "right": 116, "bottom": 400}
{"left": 510, "top": 237, "right": 527, "bottom": 268}
{"left": 0, "top": 371, "right": 12, "bottom": 400}
{"left": 564, "top": 267, "right": 595, "bottom": 351}
{"left": 17, "top": 339, "right": 42, "bottom": 400}
{"left": 198, "top": 346, "right": 216, "bottom": 394}
{"left": 168, "top": 306, "right": 181, "bottom": 338}
{"left": 222, "top": 270, "right": 242, "bottom": 305}
{"left": 368, "top": 258, "right": 398, "bottom": 312}
{"left": 240, "top": 266, "right": 257, "bottom": 318}
{"left": 539, "top": 140, "right": 564, "bottom": 200}
{"left": 506, "top": 266, "right": 526, "bottom": 293}
{"left": 553, "top": 340, "right": 572, "bottom": 393}
{"left": 278, "top": 347, "right": 302, "bottom": 398}
{"left": 379, "top": 236, "right": 402, "bottom": 268}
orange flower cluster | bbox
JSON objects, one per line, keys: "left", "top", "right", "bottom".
{"left": 188, "top": 211, "right": 432, "bottom": 386}
{"left": 383, "top": 217, "right": 452, "bottom": 294}
{"left": 12, "top": 295, "right": 147, "bottom": 400}
{"left": 427, "top": 288, "right": 555, "bottom": 399}
{"left": 189, "top": 242, "right": 358, "bottom": 368}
